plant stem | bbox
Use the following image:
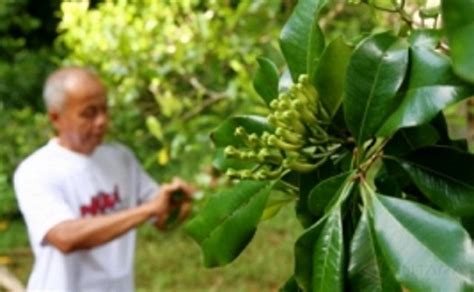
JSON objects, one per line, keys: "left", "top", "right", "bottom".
{"left": 358, "top": 175, "right": 374, "bottom": 209}
{"left": 278, "top": 179, "right": 298, "bottom": 193}
{"left": 359, "top": 138, "right": 389, "bottom": 173}
{"left": 375, "top": 5, "right": 397, "bottom": 13}
{"left": 363, "top": 0, "right": 413, "bottom": 27}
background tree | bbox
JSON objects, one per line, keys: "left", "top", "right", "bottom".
{"left": 0, "top": 0, "right": 60, "bottom": 217}
{"left": 56, "top": 0, "right": 292, "bottom": 182}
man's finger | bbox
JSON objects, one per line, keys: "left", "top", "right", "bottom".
{"left": 178, "top": 201, "right": 192, "bottom": 221}
{"left": 155, "top": 212, "right": 169, "bottom": 231}
{"left": 184, "top": 184, "right": 196, "bottom": 198}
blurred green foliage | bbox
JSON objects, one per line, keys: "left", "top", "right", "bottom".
{"left": 57, "top": 0, "right": 291, "bottom": 183}
{"left": 0, "top": 107, "right": 52, "bottom": 217}
{"left": 0, "top": 0, "right": 59, "bottom": 217}
{"left": 0, "top": 0, "right": 60, "bottom": 110}
{"left": 0, "top": 0, "right": 293, "bottom": 217}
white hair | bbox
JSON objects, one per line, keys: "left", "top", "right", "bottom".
{"left": 42, "top": 67, "right": 99, "bottom": 112}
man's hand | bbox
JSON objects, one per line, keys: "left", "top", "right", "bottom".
{"left": 147, "top": 177, "right": 195, "bottom": 230}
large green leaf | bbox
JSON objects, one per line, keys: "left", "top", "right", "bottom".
{"left": 253, "top": 57, "right": 279, "bottom": 106}
{"left": 370, "top": 194, "right": 474, "bottom": 291}
{"left": 392, "top": 146, "right": 474, "bottom": 216}
{"left": 280, "top": 0, "right": 327, "bottom": 80}
{"left": 211, "top": 115, "right": 273, "bottom": 147}
{"left": 279, "top": 67, "right": 293, "bottom": 92}
{"left": 442, "top": 0, "right": 474, "bottom": 83}
{"left": 211, "top": 115, "right": 274, "bottom": 170}
{"left": 344, "top": 32, "right": 409, "bottom": 146}
{"left": 185, "top": 180, "right": 274, "bottom": 267}
{"left": 307, "top": 20, "right": 326, "bottom": 81}
{"left": 349, "top": 210, "right": 401, "bottom": 292}
{"left": 314, "top": 37, "right": 353, "bottom": 117}
{"left": 295, "top": 179, "right": 353, "bottom": 291}
{"left": 378, "top": 46, "right": 474, "bottom": 137}
{"left": 261, "top": 189, "right": 294, "bottom": 221}
{"left": 384, "top": 124, "right": 439, "bottom": 157}
{"left": 294, "top": 217, "right": 326, "bottom": 291}
{"left": 307, "top": 171, "right": 352, "bottom": 217}
{"left": 294, "top": 208, "right": 344, "bottom": 292}
{"left": 311, "top": 207, "right": 344, "bottom": 292}
{"left": 408, "top": 29, "right": 441, "bottom": 49}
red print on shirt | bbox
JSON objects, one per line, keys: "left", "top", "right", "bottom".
{"left": 80, "top": 185, "right": 121, "bottom": 217}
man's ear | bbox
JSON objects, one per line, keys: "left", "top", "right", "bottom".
{"left": 48, "top": 110, "right": 61, "bottom": 130}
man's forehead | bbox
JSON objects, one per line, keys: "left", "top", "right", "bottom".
{"left": 65, "top": 71, "right": 103, "bottom": 90}
{"left": 64, "top": 72, "right": 107, "bottom": 102}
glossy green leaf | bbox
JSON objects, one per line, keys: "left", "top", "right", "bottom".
{"left": 461, "top": 216, "right": 474, "bottom": 239}
{"left": 185, "top": 180, "right": 274, "bottom": 267}
{"left": 393, "top": 146, "right": 474, "bottom": 216}
{"left": 349, "top": 210, "right": 401, "bottom": 292}
{"left": 378, "top": 46, "right": 474, "bottom": 137}
{"left": 370, "top": 194, "right": 474, "bottom": 291}
{"left": 314, "top": 37, "right": 353, "bottom": 117}
{"left": 295, "top": 208, "right": 344, "bottom": 292}
{"left": 384, "top": 124, "right": 439, "bottom": 157}
{"left": 280, "top": 0, "right": 327, "bottom": 80}
{"left": 253, "top": 57, "right": 279, "bottom": 106}
{"left": 295, "top": 180, "right": 352, "bottom": 291}
{"left": 408, "top": 29, "right": 441, "bottom": 49}
{"left": 308, "top": 171, "right": 352, "bottom": 217}
{"left": 311, "top": 207, "right": 344, "bottom": 292}
{"left": 261, "top": 191, "right": 294, "bottom": 221}
{"left": 279, "top": 67, "right": 293, "bottom": 92}
{"left": 442, "top": 0, "right": 474, "bottom": 83}
{"left": 294, "top": 217, "right": 325, "bottom": 291}
{"left": 211, "top": 115, "right": 274, "bottom": 170}
{"left": 307, "top": 20, "right": 325, "bottom": 81}
{"left": 344, "top": 32, "right": 409, "bottom": 146}
{"left": 211, "top": 115, "right": 273, "bottom": 147}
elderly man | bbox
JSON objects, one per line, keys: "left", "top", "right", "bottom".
{"left": 14, "top": 67, "right": 193, "bottom": 291}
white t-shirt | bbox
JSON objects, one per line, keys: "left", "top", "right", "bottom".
{"left": 14, "top": 138, "right": 159, "bottom": 292}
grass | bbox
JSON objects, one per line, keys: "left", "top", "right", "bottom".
{"left": 0, "top": 204, "right": 302, "bottom": 291}
{"left": 0, "top": 219, "right": 32, "bottom": 284}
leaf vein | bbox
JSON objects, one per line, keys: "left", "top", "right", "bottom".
{"left": 199, "top": 182, "right": 272, "bottom": 247}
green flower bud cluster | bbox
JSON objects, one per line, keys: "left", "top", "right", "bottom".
{"left": 224, "top": 74, "right": 334, "bottom": 180}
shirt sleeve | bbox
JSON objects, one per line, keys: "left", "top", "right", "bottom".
{"left": 135, "top": 161, "right": 160, "bottom": 204}
{"left": 119, "top": 145, "right": 160, "bottom": 204}
{"left": 14, "top": 165, "right": 76, "bottom": 246}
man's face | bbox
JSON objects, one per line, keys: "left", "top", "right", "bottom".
{"left": 50, "top": 77, "right": 108, "bottom": 155}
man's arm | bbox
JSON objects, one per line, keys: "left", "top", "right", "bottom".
{"left": 45, "top": 182, "right": 180, "bottom": 253}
